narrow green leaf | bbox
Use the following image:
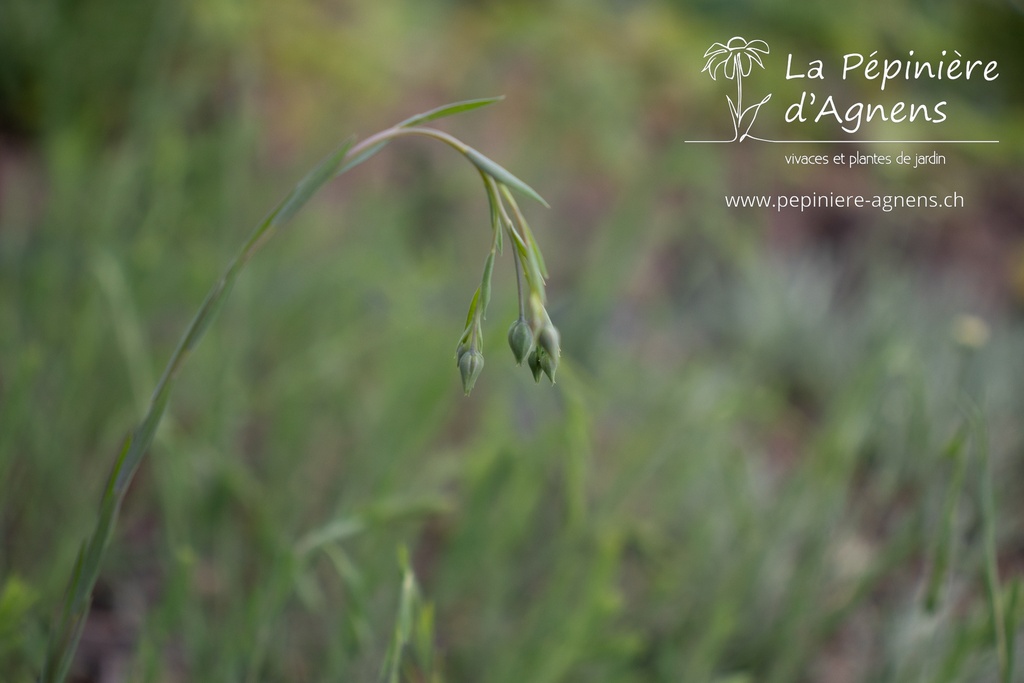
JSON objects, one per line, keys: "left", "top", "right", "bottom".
{"left": 382, "top": 548, "right": 420, "bottom": 683}
{"left": 339, "top": 99, "right": 504, "bottom": 176}
{"left": 942, "top": 421, "right": 970, "bottom": 459}
{"left": 43, "top": 542, "right": 90, "bottom": 681}
{"left": 524, "top": 226, "right": 549, "bottom": 280}
{"left": 504, "top": 219, "right": 528, "bottom": 253}
{"left": 273, "top": 138, "right": 355, "bottom": 227}
{"left": 62, "top": 546, "right": 86, "bottom": 621}
{"left": 116, "top": 390, "right": 170, "bottom": 492}
{"left": 336, "top": 141, "right": 387, "bottom": 176}
{"left": 295, "top": 517, "right": 367, "bottom": 557}
{"left": 179, "top": 278, "right": 232, "bottom": 354}
{"left": 494, "top": 211, "right": 503, "bottom": 254}
{"left": 514, "top": 237, "right": 545, "bottom": 303}
{"left": 482, "top": 171, "right": 503, "bottom": 254}
{"left": 396, "top": 97, "right": 504, "bottom": 128}
{"left": 106, "top": 434, "right": 133, "bottom": 498}
{"left": 479, "top": 251, "right": 495, "bottom": 318}
{"left": 924, "top": 421, "right": 970, "bottom": 613}
{"left": 463, "top": 147, "right": 549, "bottom": 207}
{"left": 977, "top": 417, "right": 1009, "bottom": 682}
{"left": 501, "top": 185, "right": 549, "bottom": 279}
{"left": 155, "top": 140, "right": 357, "bottom": 424}
{"left": 464, "top": 288, "right": 480, "bottom": 330}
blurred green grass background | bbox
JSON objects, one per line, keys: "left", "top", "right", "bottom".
{"left": 2, "top": 0, "right": 1024, "bottom": 681}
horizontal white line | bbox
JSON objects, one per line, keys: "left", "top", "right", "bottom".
{"left": 685, "top": 139, "right": 999, "bottom": 144}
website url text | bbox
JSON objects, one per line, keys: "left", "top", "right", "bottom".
{"left": 725, "top": 192, "right": 964, "bottom": 212}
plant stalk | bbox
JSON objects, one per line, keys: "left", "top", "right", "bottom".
{"left": 40, "top": 99, "right": 547, "bottom": 682}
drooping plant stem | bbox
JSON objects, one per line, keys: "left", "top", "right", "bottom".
{"left": 40, "top": 98, "right": 550, "bottom": 683}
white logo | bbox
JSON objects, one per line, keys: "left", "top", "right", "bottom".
{"left": 702, "top": 37, "right": 772, "bottom": 142}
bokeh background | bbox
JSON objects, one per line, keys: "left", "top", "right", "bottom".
{"left": 2, "top": 0, "right": 1024, "bottom": 681}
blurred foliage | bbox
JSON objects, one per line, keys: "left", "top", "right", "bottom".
{"left": 1, "top": 0, "right": 1023, "bottom": 681}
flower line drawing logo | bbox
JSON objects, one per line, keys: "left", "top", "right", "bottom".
{"left": 702, "top": 37, "right": 772, "bottom": 142}
{"left": 689, "top": 37, "right": 998, "bottom": 145}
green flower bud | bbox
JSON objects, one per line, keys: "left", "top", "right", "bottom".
{"left": 537, "top": 322, "right": 560, "bottom": 360}
{"left": 538, "top": 347, "right": 557, "bottom": 384}
{"left": 458, "top": 348, "right": 484, "bottom": 395}
{"left": 455, "top": 342, "right": 470, "bottom": 366}
{"left": 527, "top": 349, "right": 543, "bottom": 383}
{"left": 507, "top": 317, "right": 533, "bottom": 365}
{"left": 535, "top": 321, "right": 559, "bottom": 383}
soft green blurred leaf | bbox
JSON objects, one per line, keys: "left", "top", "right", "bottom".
{"left": 396, "top": 96, "right": 505, "bottom": 128}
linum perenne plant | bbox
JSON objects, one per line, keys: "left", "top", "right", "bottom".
{"left": 40, "top": 97, "right": 558, "bottom": 683}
